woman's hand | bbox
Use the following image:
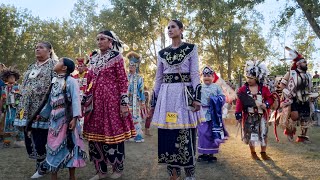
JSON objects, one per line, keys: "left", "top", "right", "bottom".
{"left": 69, "top": 118, "right": 76, "bottom": 130}
{"left": 192, "top": 101, "right": 201, "bottom": 112}
{"left": 120, "top": 105, "right": 130, "bottom": 118}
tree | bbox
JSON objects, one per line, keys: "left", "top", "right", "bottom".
{"left": 296, "top": 0, "right": 320, "bottom": 39}
{"left": 269, "top": 62, "right": 289, "bottom": 76}
{"left": 185, "top": 0, "right": 268, "bottom": 79}
{"left": 70, "top": 0, "right": 99, "bottom": 56}
{"left": 0, "top": 4, "right": 40, "bottom": 71}
{"left": 278, "top": 0, "right": 320, "bottom": 39}
{"left": 98, "top": 0, "right": 185, "bottom": 88}
{"left": 0, "top": 3, "right": 93, "bottom": 72}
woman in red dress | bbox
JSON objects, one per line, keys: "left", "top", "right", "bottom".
{"left": 83, "top": 30, "right": 136, "bottom": 180}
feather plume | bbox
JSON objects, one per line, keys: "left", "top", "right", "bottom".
{"left": 244, "top": 60, "right": 269, "bottom": 83}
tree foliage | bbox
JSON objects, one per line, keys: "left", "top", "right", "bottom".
{"left": 0, "top": 0, "right": 319, "bottom": 88}
{"left": 278, "top": 0, "right": 320, "bottom": 39}
{"left": 269, "top": 62, "right": 289, "bottom": 76}
{"left": 184, "top": 0, "right": 268, "bottom": 79}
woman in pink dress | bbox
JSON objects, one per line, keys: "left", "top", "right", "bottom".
{"left": 83, "top": 30, "right": 136, "bottom": 180}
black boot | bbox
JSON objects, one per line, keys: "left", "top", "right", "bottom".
{"left": 197, "top": 154, "right": 208, "bottom": 162}
{"left": 207, "top": 154, "right": 217, "bottom": 162}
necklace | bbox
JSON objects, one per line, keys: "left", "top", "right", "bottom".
{"left": 29, "top": 58, "right": 50, "bottom": 79}
{"left": 36, "top": 58, "right": 50, "bottom": 67}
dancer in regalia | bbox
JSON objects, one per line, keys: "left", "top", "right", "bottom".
{"left": 280, "top": 47, "right": 313, "bottom": 142}
{"left": 197, "top": 66, "right": 228, "bottom": 162}
{"left": 83, "top": 30, "right": 136, "bottom": 180}
{"left": 14, "top": 41, "right": 57, "bottom": 178}
{"left": 33, "top": 58, "right": 86, "bottom": 180}
{"left": 150, "top": 20, "right": 202, "bottom": 180}
{"left": 127, "top": 51, "right": 146, "bottom": 142}
{"left": 0, "top": 67, "right": 22, "bottom": 147}
{"left": 235, "top": 60, "right": 274, "bottom": 160}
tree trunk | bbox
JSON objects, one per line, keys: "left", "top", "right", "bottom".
{"left": 161, "top": 31, "right": 166, "bottom": 49}
{"left": 296, "top": 0, "right": 320, "bottom": 39}
{"left": 216, "top": 45, "right": 224, "bottom": 79}
{"left": 227, "top": 31, "right": 232, "bottom": 80}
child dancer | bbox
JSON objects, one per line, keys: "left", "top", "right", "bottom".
{"left": 235, "top": 60, "right": 274, "bottom": 160}
{"left": 31, "top": 58, "right": 86, "bottom": 180}
{"left": 197, "top": 66, "right": 228, "bottom": 162}
{"left": 0, "top": 67, "right": 23, "bottom": 147}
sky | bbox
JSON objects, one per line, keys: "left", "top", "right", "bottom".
{"left": 1, "top": 0, "right": 319, "bottom": 70}
{"left": 0, "top": 0, "right": 109, "bottom": 19}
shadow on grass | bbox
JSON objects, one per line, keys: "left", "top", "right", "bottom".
{"left": 256, "top": 160, "right": 300, "bottom": 180}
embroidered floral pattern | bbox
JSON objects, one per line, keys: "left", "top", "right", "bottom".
{"left": 159, "top": 129, "right": 193, "bottom": 165}
{"left": 159, "top": 43, "right": 195, "bottom": 66}
{"left": 163, "top": 73, "right": 191, "bottom": 83}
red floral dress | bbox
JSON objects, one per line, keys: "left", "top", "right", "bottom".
{"left": 83, "top": 50, "right": 136, "bottom": 144}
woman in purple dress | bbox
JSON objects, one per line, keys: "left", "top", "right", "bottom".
{"left": 150, "top": 20, "right": 202, "bottom": 180}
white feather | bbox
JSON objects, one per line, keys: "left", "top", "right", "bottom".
{"left": 285, "top": 46, "right": 298, "bottom": 60}
{"left": 244, "top": 60, "right": 269, "bottom": 83}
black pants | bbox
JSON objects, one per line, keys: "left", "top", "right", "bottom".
{"left": 24, "top": 128, "right": 48, "bottom": 174}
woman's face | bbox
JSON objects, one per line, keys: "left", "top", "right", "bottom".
{"left": 246, "top": 76, "right": 257, "bottom": 86}
{"left": 167, "top": 21, "right": 183, "bottom": 39}
{"left": 35, "top": 43, "right": 50, "bottom": 60}
{"left": 96, "top": 34, "right": 112, "bottom": 52}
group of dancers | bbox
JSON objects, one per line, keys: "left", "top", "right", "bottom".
{"left": 0, "top": 19, "right": 316, "bottom": 180}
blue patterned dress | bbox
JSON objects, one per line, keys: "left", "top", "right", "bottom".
{"left": 40, "top": 76, "right": 86, "bottom": 172}
{"left": 128, "top": 73, "right": 145, "bottom": 141}
{"left": 1, "top": 84, "right": 23, "bottom": 142}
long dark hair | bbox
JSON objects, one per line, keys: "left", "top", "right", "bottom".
{"left": 62, "top": 57, "right": 75, "bottom": 78}
{"left": 62, "top": 57, "right": 76, "bottom": 152}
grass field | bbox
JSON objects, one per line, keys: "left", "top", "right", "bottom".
{"left": 0, "top": 119, "right": 319, "bottom": 180}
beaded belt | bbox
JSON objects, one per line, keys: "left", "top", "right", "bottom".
{"left": 163, "top": 73, "right": 191, "bottom": 83}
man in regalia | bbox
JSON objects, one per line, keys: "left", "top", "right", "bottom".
{"left": 280, "top": 47, "right": 313, "bottom": 142}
